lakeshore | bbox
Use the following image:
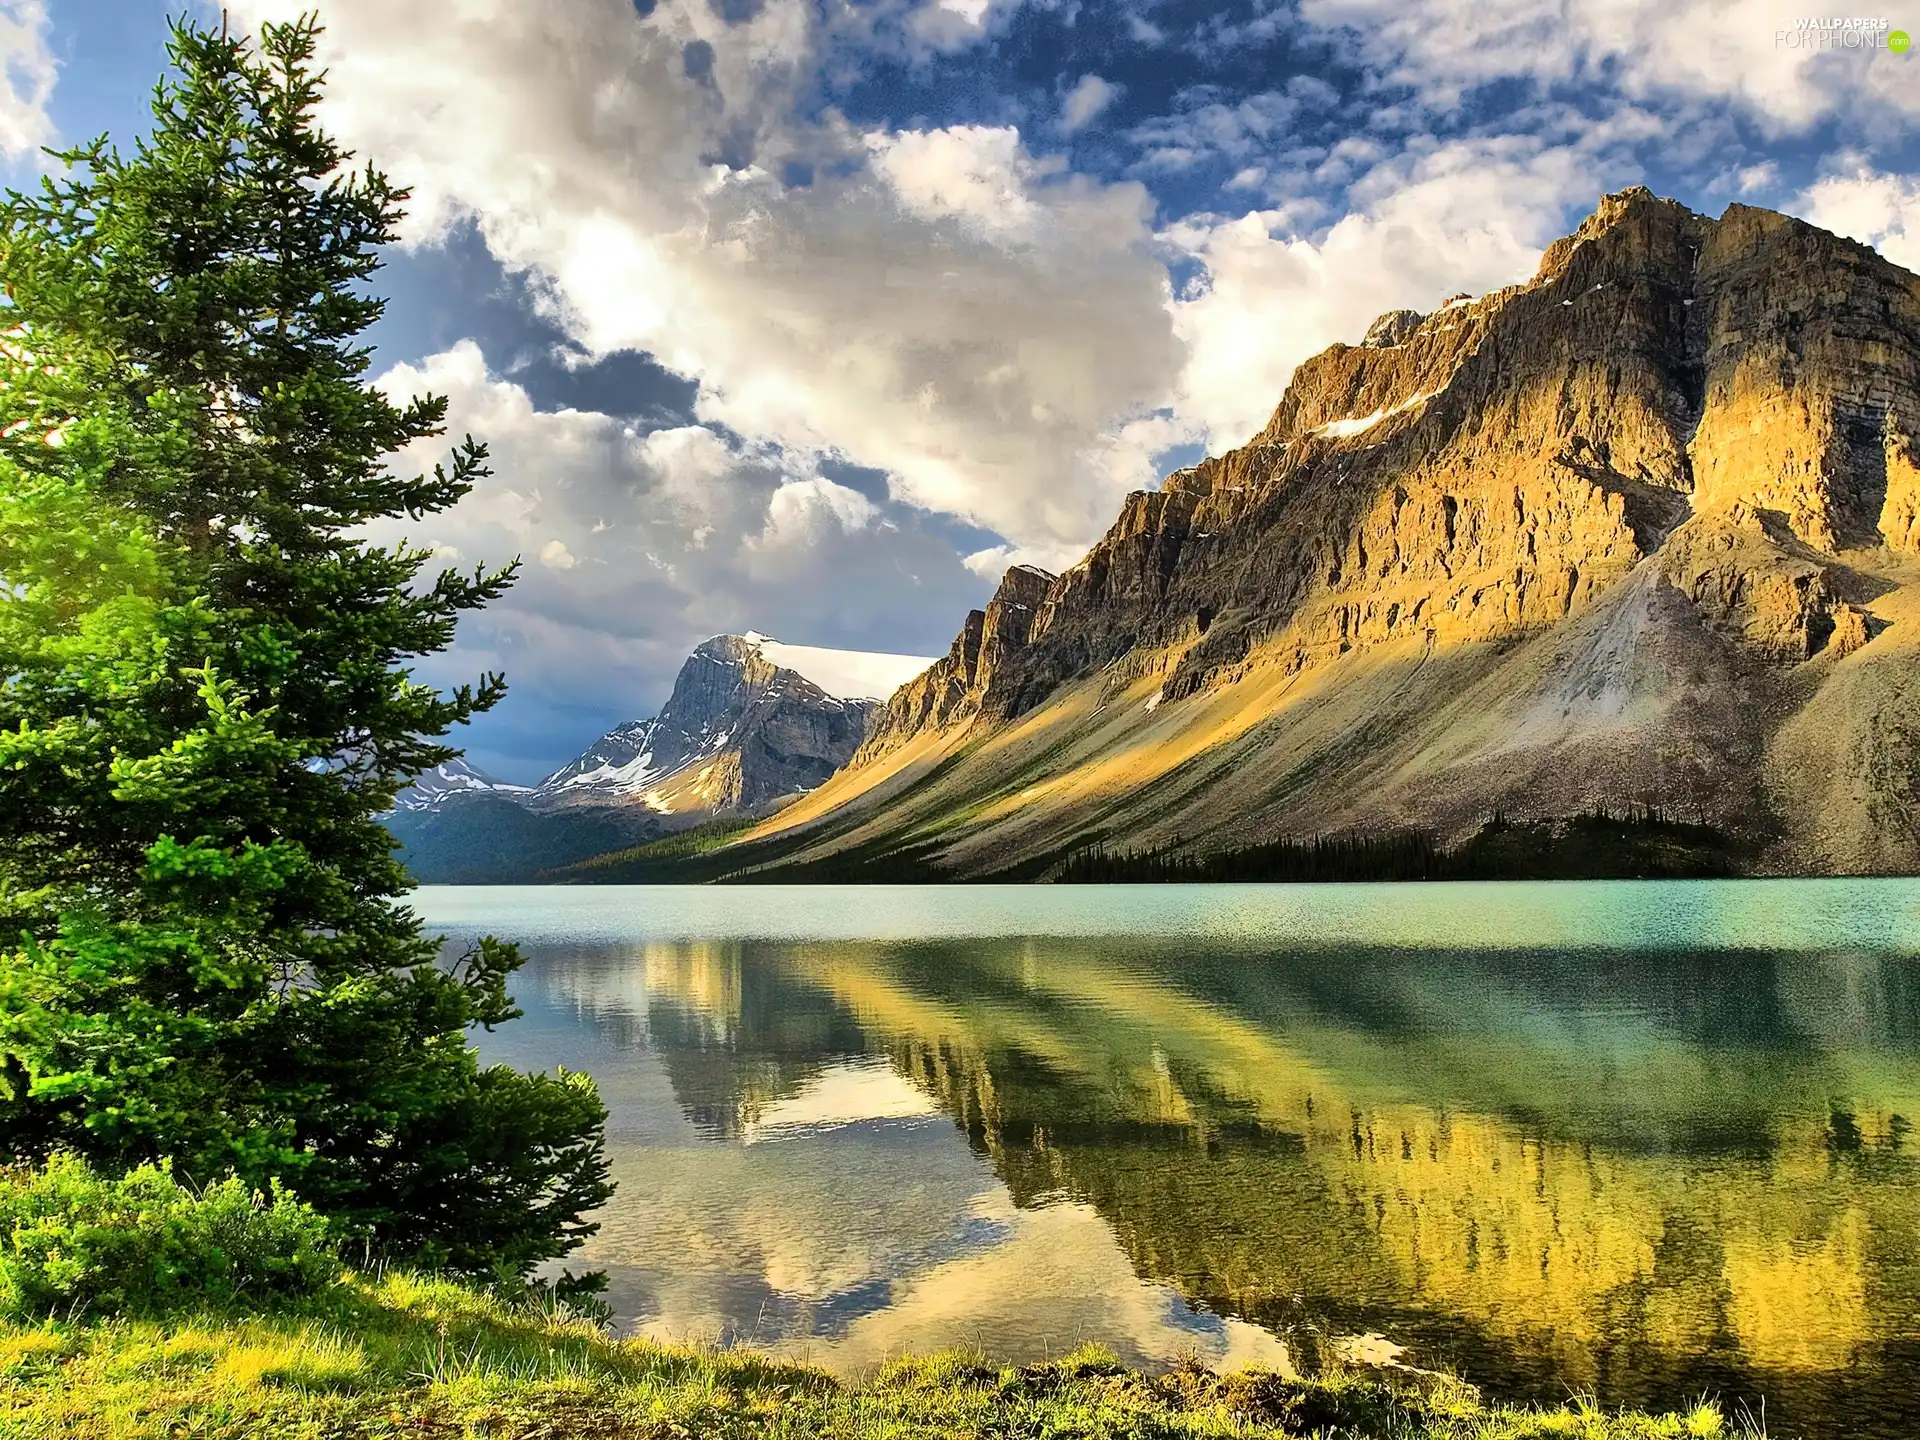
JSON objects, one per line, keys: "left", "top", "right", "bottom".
{"left": 0, "top": 1269, "right": 1742, "bottom": 1440}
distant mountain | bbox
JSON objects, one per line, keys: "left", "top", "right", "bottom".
{"left": 389, "top": 634, "right": 897, "bottom": 881}
{"left": 535, "top": 634, "right": 881, "bottom": 813}
{"left": 696, "top": 189, "right": 1920, "bottom": 880}
{"left": 391, "top": 758, "right": 531, "bottom": 812}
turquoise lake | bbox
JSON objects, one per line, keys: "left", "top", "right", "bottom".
{"left": 417, "top": 880, "right": 1920, "bottom": 1440}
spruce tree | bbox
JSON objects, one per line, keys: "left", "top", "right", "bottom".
{"left": 0, "top": 16, "right": 612, "bottom": 1281}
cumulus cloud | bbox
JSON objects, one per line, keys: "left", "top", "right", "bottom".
{"left": 866, "top": 125, "right": 1064, "bottom": 243}
{"left": 1060, "top": 74, "right": 1121, "bottom": 133}
{"left": 1297, "top": 0, "right": 1918, "bottom": 132}
{"left": 0, "top": 0, "right": 55, "bottom": 161}
{"left": 229, "top": 0, "right": 1183, "bottom": 566}
{"left": 226, "top": 0, "right": 1679, "bottom": 569}
{"left": 758, "top": 476, "right": 881, "bottom": 545}
{"left": 905, "top": 0, "right": 1022, "bottom": 55}
{"left": 1795, "top": 165, "right": 1920, "bottom": 272}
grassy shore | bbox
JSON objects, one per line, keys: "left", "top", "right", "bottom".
{"left": 0, "top": 1270, "right": 1751, "bottom": 1440}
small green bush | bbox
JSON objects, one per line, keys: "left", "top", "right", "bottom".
{"left": 0, "top": 1155, "right": 339, "bottom": 1319}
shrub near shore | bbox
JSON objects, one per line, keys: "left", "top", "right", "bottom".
{"left": 0, "top": 1155, "right": 334, "bottom": 1319}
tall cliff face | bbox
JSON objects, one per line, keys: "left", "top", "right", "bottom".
{"left": 881, "top": 190, "right": 1918, "bottom": 722}
{"left": 855, "top": 565, "right": 1054, "bottom": 760}
{"left": 747, "top": 190, "right": 1920, "bottom": 877}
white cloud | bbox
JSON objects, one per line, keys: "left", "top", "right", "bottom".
{"left": 228, "top": 0, "right": 1695, "bottom": 590}
{"left": 1164, "top": 138, "right": 1596, "bottom": 450}
{"left": 1735, "top": 160, "right": 1781, "bottom": 196}
{"left": 1127, "top": 13, "right": 1166, "bottom": 45}
{"left": 1061, "top": 74, "right": 1121, "bottom": 133}
{"left": 907, "top": 0, "right": 1017, "bottom": 53}
{"left": 539, "top": 538, "right": 579, "bottom": 570}
{"left": 1298, "top": 0, "right": 1920, "bottom": 132}
{"left": 867, "top": 124, "right": 1058, "bottom": 243}
{"left": 229, "top": 0, "right": 1182, "bottom": 566}
{"left": 1794, "top": 165, "right": 1920, "bottom": 272}
{"left": 1127, "top": 89, "right": 1303, "bottom": 172}
{"left": 0, "top": 0, "right": 55, "bottom": 160}
{"left": 759, "top": 476, "right": 881, "bottom": 544}
{"left": 962, "top": 540, "right": 1075, "bottom": 578}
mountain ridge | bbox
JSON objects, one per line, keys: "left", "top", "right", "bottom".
{"left": 715, "top": 188, "right": 1920, "bottom": 879}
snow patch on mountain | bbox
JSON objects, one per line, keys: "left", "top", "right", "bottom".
{"left": 1314, "top": 391, "right": 1435, "bottom": 439}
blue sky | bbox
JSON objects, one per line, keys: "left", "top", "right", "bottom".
{"left": 12, "top": 0, "right": 1920, "bottom": 778}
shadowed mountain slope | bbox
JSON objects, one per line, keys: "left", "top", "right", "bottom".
{"left": 533, "top": 634, "right": 880, "bottom": 816}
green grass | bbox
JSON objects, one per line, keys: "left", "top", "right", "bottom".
{"left": 0, "top": 1269, "right": 1758, "bottom": 1439}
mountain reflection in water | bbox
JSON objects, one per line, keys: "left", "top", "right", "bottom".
{"left": 433, "top": 881, "right": 1920, "bottom": 1440}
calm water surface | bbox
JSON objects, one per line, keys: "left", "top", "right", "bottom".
{"left": 417, "top": 881, "right": 1920, "bottom": 1440}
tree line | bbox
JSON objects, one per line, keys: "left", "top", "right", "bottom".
{"left": 1056, "top": 807, "right": 1732, "bottom": 883}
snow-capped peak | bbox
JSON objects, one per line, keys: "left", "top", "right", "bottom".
{"left": 391, "top": 757, "right": 530, "bottom": 812}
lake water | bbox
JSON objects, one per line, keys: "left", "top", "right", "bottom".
{"left": 417, "top": 881, "right": 1920, "bottom": 1440}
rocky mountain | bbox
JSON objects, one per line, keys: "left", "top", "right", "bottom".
{"left": 723, "top": 189, "right": 1920, "bottom": 880}
{"left": 390, "top": 758, "right": 531, "bottom": 812}
{"left": 535, "top": 634, "right": 881, "bottom": 814}
{"left": 389, "top": 634, "right": 887, "bottom": 881}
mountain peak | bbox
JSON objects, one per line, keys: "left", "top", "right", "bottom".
{"left": 530, "top": 632, "right": 879, "bottom": 813}
{"left": 751, "top": 189, "right": 1920, "bottom": 879}
{"left": 390, "top": 626, "right": 888, "bottom": 878}
{"left": 1579, "top": 184, "right": 1691, "bottom": 241}
{"left": 1533, "top": 187, "right": 1706, "bottom": 288}
{"left": 690, "top": 633, "right": 772, "bottom": 665}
